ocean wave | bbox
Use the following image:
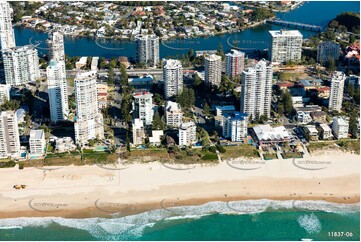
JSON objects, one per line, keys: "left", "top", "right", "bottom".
{"left": 0, "top": 200, "right": 358, "bottom": 239}
{"left": 297, "top": 213, "right": 322, "bottom": 234}
{"left": 0, "top": 226, "right": 23, "bottom": 230}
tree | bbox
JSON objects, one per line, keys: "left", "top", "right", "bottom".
{"left": 219, "top": 74, "right": 234, "bottom": 93}
{"left": 332, "top": 12, "right": 360, "bottom": 33}
{"left": 188, "top": 88, "right": 195, "bottom": 107}
{"left": 277, "top": 103, "right": 284, "bottom": 116}
{"left": 99, "top": 57, "right": 107, "bottom": 69}
{"left": 259, "top": 115, "right": 268, "bottom": 124}
{"left": 152, "top": 111, "right": 166, "bottom": 130}
{"left": 349, "top": 34, "right": 356, "bottom": 44}
{"left": 0, "top": 99, "right": 20, "bottom": 111}
{"left": 108, "top": 66, "right": 115, "bottom": 84}
{"left": 349, "top": 114, "right": 358, "bottom": 138}
{"left": 323, "top": 30, "right": 336, "bottom": 41}
{"left": 187, "top": 49, "right": 195, "bottom": 61}
{"left": 153, "top": 93, "right": 164, "bottom": 105}
{"left": 281, "top": 91, "right": 294, "bottom": 115}
{"left": 176, "top": 87, "right": 195, "bottom": 109}
{"left": 109, "top": 58, "right": 117, "bottom": 69}
{"left": 197, "top": 127, "right": 210, "bottom": 146}
{"left": 120, "top": 64, "right": 128, "bottom": 86}
{"left": 328, "top": 20, "right": 339, "bottom": 29}
{"left": 325, "top": 57, "right": 336, "bottom": 73}
{"left": 251, "top": 7, "right": 275, "bottom": 22}
{"left": 88, "top": 139, "right": 96, "bottom": 147}
{"left": 126, "top": 131, "right": 131, "bottom": 152}
{"left": 203, "top": 102, "right": 211, "bottom": 116}
{"left": 194, "top": 73, "right": 203, "bottom": 87}
{"left": 216, "top": 42, "right": 225, "bottom": 60}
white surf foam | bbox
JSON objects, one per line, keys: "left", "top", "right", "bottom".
{"left": 297, "top": 213, "right": 322, "bottom": 234}
{"left": 0, "top": 199, "right": 358, "bottom": 239}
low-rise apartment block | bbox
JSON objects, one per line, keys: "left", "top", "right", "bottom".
{"left": 132, "top": 118, "right": 145, "bottom": 145}
{"left": 178, "top": 121, "right": 197, "bottom": 146}
{"left": 29, "top": 129, "right": 46, "bottom": 158}
{"left": 165, "top": 101, "right": 183, "bottom": 127}
{"left": 332, "top": 116, "right": 349, "bottom": 139}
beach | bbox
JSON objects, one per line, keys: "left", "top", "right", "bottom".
{"left": 0, "top": 150, "right": 359, "bottom": 219}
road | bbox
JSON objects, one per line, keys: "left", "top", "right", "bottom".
{"left": 40, "top": 68, "right": 196, "bottom": 78}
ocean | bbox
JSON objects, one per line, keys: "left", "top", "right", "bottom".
{"left": 0, "top": 200, "right": 359, "bottom": 241}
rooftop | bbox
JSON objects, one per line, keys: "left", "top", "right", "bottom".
{"left": 180, "top": 121, "right": 195, "bottom": 130}
{"left": 224, "top": 111, "right": 248, "bottom": 121}
{"left": 215, "top": 105, "right": 235, "bottom": 111}
{"left": 205, "top": 53, "right": 222, "bottom": 61}
{"left": 305, "top": 125, "right": 318, "bottom": 133}
{"left": 163, "top": 59, "right": 182, "bottom": 69}
{"left": 300, "top": 79, "right": 323, "bottom": 87}
{"left": 149, "top": 130, "right": 164, "bottom": 144}
{"left": 75, "top": 70, "right": 97, "bottom": 79}
{"left": 133, "top": 118, "right": 144, "bottom": 129}
{"left": 77, "top": 56, "right": 87, "bottom": 64}
{"left": 133, "top": 91, "right": 153, "bottom": 99}
{"left": 269, "top": 30, "right": 303, "bottom": 38}
{"left": 166, "top": 101, "right": 182, "bottom": 112}
{"left": 226, "top": 49, "right": 245, "bottom": 57}
{"left": 295, "top": 105, "right": 322, "bottom": 113}
{"left": 135, "top": 34, "right": 159, "bottom": 40}
{"left": 253, "top": 125, "right": 291, "bottom": 141}
{"left": 331, "top": 71, "right": 346, "bottom": 82}
{"left": 334, "top": 116, "right": 348, "bottom": 125}
{"left": 128, "top": 75, "right": 153, "bottom": 83}
{"left": 319, "top": 123, "right": 332, "bottom": 132}
{"left": 30, "top": 129, "right": 45, "bottom": 140}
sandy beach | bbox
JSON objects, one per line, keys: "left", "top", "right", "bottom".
{"left": 0, "top": 150, "right": 359, "bottom": 218}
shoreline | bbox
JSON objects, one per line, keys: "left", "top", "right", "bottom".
{"left": 0, "top": 150, "right": 359, "bottom": 219}
{"left": 0, "top": 195, "right": 359, "bottom": 220}
{"left": 16, "top": 19, "right": 270, "bottom": 44}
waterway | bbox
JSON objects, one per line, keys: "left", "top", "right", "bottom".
{"left": 13, "top": 1, "right": 360, "bottom": 59}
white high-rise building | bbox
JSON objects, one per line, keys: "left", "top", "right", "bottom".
{"left": 0, "top": 84, "right": 10, "bottom": 105}
{"left": 135, "top": 34, "right": 159, "bottom": 67}
{"left": 205, "top": 54, "right": 222, "bottom": 87}
{"left": 225, "top": 49, "right": 245, "bottom": 77}
{"left": 269, "top": 30, "right": 303, "bottom": 64}
{"left": 240, "top": 59, "right": 273, "bottom": 121}
{"left": 0, "top": 2, "right": 16, "bottom": 50}
{"left": 165, "top": 101, "right": 183, "bottom": 127}
{"left": 222, "top": 112, "right": 248, "bottom": 142}
{"left": 329, "top": 71, "right": 346, "bottom": 112}
{"left": 3, "top": 45, "right": 40, "bottom": 85}
{"left": 317, "top": 41, "right": 340, "bottom": 64}
{"left": 74, "top": 71, "right": 104, "bottom": 145}
{"left": 47, "top": 31, "right": 65, "bottom": 62}
{"left": 47, "top": 60, "right": 69, "bottom": 122}
{"left": 132, "top": 118, "right": 145, "bottom": 145}
{"left": 332, "top": 116, "right": 349, "bottom": 139}
{"left": 178, "top": 121, "right": 197, "bottom": 146}
{"left": 29, "top": 129, "right": 46, "bottom": 156}
{"left": 132, "top": 92, "right": 153, "bottom": 126}
{"left": 163, "top": 59, "right": 183, "bottom": 99}
{"left": 0, "top": 111, "right": 20, "bottom": 158}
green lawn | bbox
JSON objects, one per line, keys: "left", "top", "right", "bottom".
{"left": 263, "top": 153, "right": 278, "bottom": 160}
{"left": 282, "top": 152, "right": 303, "bottom": 159}
{"left": 221, "top": 145, "right": 259, "bottom": 159}
{"left": 307, "top": 142, "right": 338, "bottom": 154}
{"left": 0, "top": 159, "right": 16, "bottom": 168}
{"left": 23, "top": 152, "right": 118, "bottom": 167}
{"left": 336, "top": 139, "right": 360, "bottom": 154}
{"left": 307, "top": 139, "right": 360, "bottom": 154}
